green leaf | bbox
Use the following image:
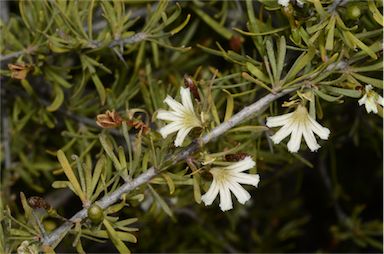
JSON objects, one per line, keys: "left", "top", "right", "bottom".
{"left": 57, "top": 150, "right": 87, "bottom": 203}
{"left": 170, "top": 14, "right": 191, "bottom": 35}
{"left": 103, "top": 219, "right": 132, "bottom": 253}
{"left": 20, "top": 192, "right": 32, "bottom": 220}
{"left": 276, "top": 36, "right": 286, "bottom": 82}
{"left": 99, "top": 135, "right": 122, "bottom": 170}
{"left": 161, "top": 173, "right": 175, "bottom": 195}
{"left": 314, "top": 89, "right": 343, "bottom": 102}
{"left": 46, "top": 84, "right": 64, "bottom": 112}
{"left": 148, "top": 184, "right": 174, "bottom": 218}
{"left": 223, "top": 89, "right": 234, "bottom": 122}
{"left": 91, "top": 73, "right": 106, "bottom": 105}
{"left": 191, "top": 6, "right": 233, "bottom": 40}
{"left": 90, "top": 156, "right": 105, "bottom": 199}
{"left": 368, "top": 0, "right": 384, "bottom": 26}
{"left": 343, "top": 31, "right": 377, "bottom": 59}
{"left": 323, "top": 86, "right": 362, "bottom": 98}
{"left": 351, "top": 73, "right": 383, "bottom": 89}
{"left": 266, "top": 38, "right": 277, "bottom": 82}
{"left": 246, "top": 62, "right": 270, "bottom": 83}
{"left": 193, "top": 174, "right": 201, "bottom": 204}
{"left": 325, "top": 15, "right": 336, "bottom": 50}
{"left": 242, "top": 72, "right": 273, "bottom": 92}
{"left": 284, "top": 48, "right": 315, "bottom": 83}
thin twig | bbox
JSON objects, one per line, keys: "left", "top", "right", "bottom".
{"left": 42, "top": 88, "right": 295, "bottom": 248}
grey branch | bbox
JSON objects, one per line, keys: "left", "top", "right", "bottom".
{"left": 42, "top": 88, "right": 295, "bottom": 248}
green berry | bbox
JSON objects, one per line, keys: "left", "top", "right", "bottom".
{"left": 87, "top": 204, "right": 104, "bottom": 224}
{"left": 346, "top": 5, "right": 362, "bottom": 19}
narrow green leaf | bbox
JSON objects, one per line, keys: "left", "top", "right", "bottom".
{"left": 266, "top": 38, "right": 277, "bottom": 82}
{"left": 91, "top": 156, "right": 105, "bottom": 198}
{"left": 325, "top": 15, "right": 336, "bottom": 50}
{"left": 103, "top": 220, "right": 131, "bottom": 254}
{"left": 242, "top": 72, "right": 273, "bottom": 92}
{"left": 276, "top": 36, "right": 286, "bottom": 81}
{"left": 57, "top": 150, "right": 86, "bottom": 203}
{"left": 246, "top": 62, "right": 270, "bottom": 83}
{"left": 170, "top": 14, "right": 191, "bottom": 35}
{"left": 192, "top": 6, "right": 233, "bottom": 40}
{"left": 368, "top": 0, "right": 384, "bottom": 26}
{"left": 323, "top": 86, "right": 362, "bottom": 98}
{"left": 315, "top": 89, "right": 343, "bottom": 102}
{"left": 20, "top": 192, "right": 32, "bottom": 220}
{"left": 351, "top": 72, "right": 383, "bottom": 89}
{"left": 284, "top": 48, "right": 315, "bottom": 83}
{"left": 350, "top": 62, "right": 383, "bottom": 72}
{"left": 99, "top": 135, "right": 122, "bottom": 170}
{"left": 91, "top": 74, "right": 106, "bottom": 105}
{"left": 343, "top": 31, "right": 377, "bottom": 59}
{"left": 148, "top": 184, "right": 174, "bottom": 218}
{"left": 161, "top": 173, "right": 175, "bottom": 194}
{"left": 223, "top": 89, "right": 234, "bottom": 122}
{"left": 193, "top": 174, "right": 201, "bottom": 204}
{"left": 46, "top": 84, "right": 64, "bottom": 112}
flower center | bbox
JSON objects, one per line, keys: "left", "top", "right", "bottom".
{"left": 183, "top": 111, "right": 202, "bottom": 127}
{"left": 210, "top": 168, "right": 229, "bottom": 184}
{"left": 292, "top": 105, "right": 309, "bottom": 122}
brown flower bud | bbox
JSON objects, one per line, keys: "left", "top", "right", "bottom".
{"left": 8, "top": 63, "right": 33, "bottom": 80}
{"left": 126, "top": 119, "right": 150, "bottom": 134}
{"left": 96, "top": 110, "right": 123, "bottom": 128}
{"left": 28, "top": 196, "right": 51, "bottom": 210}
{"left": 184, "top": 74, "right": 200, "bottom": 101}
{"left": 225, "top": 152, "right": 249, "bottom": 162}
{"left": 229, "top": 35, "right": 244, "bottom": 52}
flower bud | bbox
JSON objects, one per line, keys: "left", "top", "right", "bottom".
{"left": 96, "top": 110, "right": 122, "bottom": 128}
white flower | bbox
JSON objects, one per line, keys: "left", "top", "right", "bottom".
{"left": 157, "top": 87, "right": 202, "bottom": 147}
{"left": 358, "top": 85, "right": 384, "bottom": 114}
{"left": 296, "top": 0, "right": 304, "bottom": 7}
{"left": 266, "top": 105, "right": 330, "bottom": 153}
{"left": 201, "top": 157, "right": 260, "bottom": 212}
{"left": 278, "top": 0, "right": 290, "bottom": 7}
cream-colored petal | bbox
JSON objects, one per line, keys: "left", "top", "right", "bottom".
{"left": 231, "top": 173, "right": 260, "bottom": 187}
{"left": 302, "top": 121, "right": 321, "bottom": 152}
{"left": 270, "top": 120, "right": 295, "bottom": 144}
{"left": 180, "top": 87, "right": 195, "bottom": 113}
{"left": 365, "top": 84, "right": 373, "bottom": 92}
{"left": 226, "top": 156, "right": 255, "bottom": 173}
{"left": 201, "top": 179, "right": 220, "bottom": 206}
{"left": 227, "top": 180, "right": 251, "bottom": 204}
{"left": 365, "top": 98, "right": 378, "bottom": 113}
{"left": 219, "top": 182, "right": 233, "bottom": 211}
{"left": 164, "top": 95, "right": 185, "bottom": 113}
{"left": 307, "top": 117, "right": 330, "bottom": 140}
{"left": 156, "top": 110, "right": 181, "bottom": 122}
{"left": 287, "top": 122, "right": 303, "bottom": 153}
{"left": 278, "top": 0, "right": 290, "bottom": 7}
{"left": 174, "top": 127, "right": 193, "bottom": 147}
{"left": 358, "top": 94, "right": 367, "bottom": 106}
{"left": 158, "top": 122, "right": 183, "bottom": 138}
{"left": 266, "top": 112, "right": 294, "bottom": 127}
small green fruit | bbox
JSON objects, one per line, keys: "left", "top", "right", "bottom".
{"left": 87, "top": 204, "right": 104, "bottom": 224}
{"left": 346, "top": 5, "right": 362, "bottom": 19}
